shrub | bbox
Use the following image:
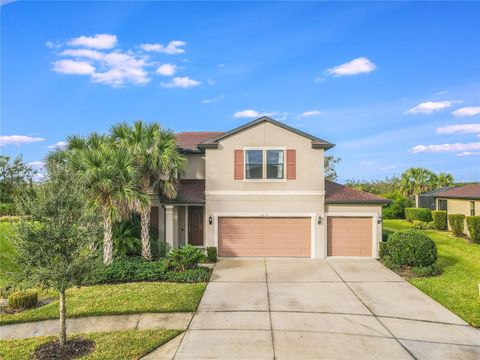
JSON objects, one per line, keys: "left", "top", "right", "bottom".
{"left": 382, "top": 229, "right": 393, "bottom": 242}
{"left": 382, "top": 192, "right": 412, "bottom": 219}
{"left": 404, "top": 208, "right": 433, "bottom": 223}
{"left": 0, "top": 202, "right": 16, "bottom": 216}
{"left": 206, "top": 247, "right": 218, "bottom": 263}
{"left": 432, "top": 211, "right": 447, "bottom": 230}
{"left": 86, "top": 257, "right": 166, "bottom": 284}
{"left": 426, "top": 221, "right": 436, "bottom": 230}
{"left": 1, "top": 284, "right": 17, "bottom": 299}
{"left": 412, "top": 263, "right": 442, "bottom": 277}
{"left": 386, "top": 230, "right": 437, "bottom": 267}
{"left": 0, "top": 216, "right": 20, "bottom": 222}
{"left": 412, "top": 220, "right": 428, "bottom": 230}
{"left": 165, "top": 267, "right": 210, "bottom": 283}
{"left": 379, "top": 242, "right": 389, "bottom": 258}
{"left": 165, "top": 245, "right": 206, "bottom": 272}
{"left": 8, "top": 290, "right": 38, "bottom": 310}
{"left": 382, "top": 255, "right": 400, "bottom": 270}
{"left": 466, "top": 216, "right": 480, "bottom": 243}
{"left": 448, "top": 214, "right": 465, "bottom": 237}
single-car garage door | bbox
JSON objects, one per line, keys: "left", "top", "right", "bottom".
{"left": 218, "top": 217, "right": 311, "bottom": 257}
{"left": 327, "top": 217, "right": 372, "bottom": 257}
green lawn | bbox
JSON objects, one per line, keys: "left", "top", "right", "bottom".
{"left": 0, "top": 282, "right": 205, "bottom": 325}
{"left": 383, "top": 219, "right": 480, "bottom": 327}
{"left": 0, "top": 222, "right": 18, "bottom": 287}
{"left": 0, "top": 328, "right": 182, "bottom": 360}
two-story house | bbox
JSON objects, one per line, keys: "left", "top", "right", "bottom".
{"left": 150, "top": 117, "right": 388, "bottom": 258}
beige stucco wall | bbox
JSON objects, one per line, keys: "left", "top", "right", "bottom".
{"left": 439, "top": 198, "right": 479, "bottom": 236}
{"left": 182, "top": 154, "right": 205, "bottom": 179}
{"left": 325, "top": 204, "right": 383, "bottom": 257}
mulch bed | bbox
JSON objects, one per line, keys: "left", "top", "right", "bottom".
{"left": 34, "top": 338, "right": 95, "bottom": 360}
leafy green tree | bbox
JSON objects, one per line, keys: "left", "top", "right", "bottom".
{"left": 436, "top": 172, "right": 454, "bottom": 188}
{"left": 0, "top": 155, "right": 35, "bottom": 205}
{"left": 324, "top": 155, "right": 341, "bottom": 182}
{"left": 111, "top": 121, "right": 185, "bottom": 260}
{"left": 400, "top": 167, "right": 438, "bottom": 199}
{"left": 13, "top": 165, "right": 99, "bottom": 348}
{"left": 382, "top": 191, "right": 413, "bottom": 219}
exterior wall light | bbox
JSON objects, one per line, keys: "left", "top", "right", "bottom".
{"left": 318, "top": 216, "right": 323, "bottom": 225}
{"left": 377, "top": 216, "right": 383, "bottom": 224}
{"left": 209, "top": 216, "right": 213, "bottom": 225}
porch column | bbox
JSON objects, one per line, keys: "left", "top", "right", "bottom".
{"left": 165, "top": 205, "right": 174, "bottom": 249}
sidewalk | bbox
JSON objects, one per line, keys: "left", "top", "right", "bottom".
{"left": 0, "top": 312, "right": 193, "bottom": 340}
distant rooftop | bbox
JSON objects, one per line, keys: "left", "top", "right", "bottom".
{"left": 434, "top": 184, "right": 480, "bottom": 200}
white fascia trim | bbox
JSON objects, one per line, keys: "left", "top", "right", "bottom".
{"left": 324, "top": 212, "right": 379, "bottom": 258}
{"left": 213, "top": 212, "right": 317, "bottom": 259}
{"left": 206, "top": 190, "right": 325, "bottom": 196}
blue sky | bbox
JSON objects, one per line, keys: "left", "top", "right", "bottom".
{"left": 1, "top": 1, "right": 479, "bottom": 182}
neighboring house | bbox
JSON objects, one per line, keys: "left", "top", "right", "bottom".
{"left": 150, "top": 116, "right": 389, "bottom": 258}
{"left": 416, "top": 187, "right": 454, "bottom": 210}
{"left": 433, "top": 184, "right": 480, "bottom": 236}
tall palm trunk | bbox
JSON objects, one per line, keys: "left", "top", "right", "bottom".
{"left": 141, "top": 208, "right": 152, "bottom": 260}
{"left": 103, "top": 216, "right": 113, "bottom": 265}
{"left": 59, "top": 290, "right": 67, "bottom": 347}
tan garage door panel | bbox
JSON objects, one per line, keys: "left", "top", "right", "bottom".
{"left": 327, "top": 217, "right": 372, "bottom": 257}
{"left": 218, "top": 217, "right": 310, "bottom": 257}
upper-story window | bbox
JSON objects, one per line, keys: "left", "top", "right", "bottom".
{"left": 245, "top": 148, "right": 285, "bottom": 180}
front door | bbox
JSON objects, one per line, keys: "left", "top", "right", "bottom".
{"left": 188, "top": 206, "right": 204, "bottom": 246}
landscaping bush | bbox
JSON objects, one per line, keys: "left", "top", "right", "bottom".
{"left": 404, "top": 208, "right": 432, "bottom": 222}
{"left": 86, "top": 258, "right": 166, "bottom": 284}
{"left": 466, "top": 216, "right": 480, "bottom": 243}
{"left": 386, "top": 230, "right": 437, "bottom": 267}
{"left": 382, "top": 229, "right": 393, "bottom": 242}
{"left": 382, "top": 192, "right": 412, "bottom": 219}
{"left": 379, "top": 242, "right": 389, "bottom": 258}
{"left": 448, "top": 214, "right": 465, "bottom": 237}
{"left": 8, "top": 290, "right": 38, "bottom": 310}
{"left": 432, "top": 210, "right": 447, "bottom": 230}
{"left": 412, "top": 263, "right": 442, "bottom": 277}
{"left": 206, "top": 247, "right": 218, "bottom": 263}
{"left": 426, "top": 221, "right": 436, "bottom": 230}
{"left": 0, "top": 284, "right": 17, "bottom": 299}
{"left": 0, "top": 202, "right": 16, "bottom": 216}
{"left": 165, "top": 267, "right": 210, "bottom": 283}
{"left": 165, "top": 245, "right": 206, "bottom": 272}
{"left": 412, "top": 220, "right": 428, "bottom": 230}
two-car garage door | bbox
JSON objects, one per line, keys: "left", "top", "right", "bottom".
{"left": 218, "top": 217, "right": 311, "bottom": 257}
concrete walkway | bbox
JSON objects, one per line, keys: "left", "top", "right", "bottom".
{"left": 151, "top": 258, "right": 480, "bottom": 360}
{"left": 0, "top": 312, "right": 193, "bottom": 340}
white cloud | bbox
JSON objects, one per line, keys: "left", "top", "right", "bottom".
{"left": 161, "top": 76, "right": 201, "bottom": 88}
{"left": 68, "top": 34, "right": 117, "bottom": 49}
{"left": 411, "top": 142, "right": 480, "bottom": 153}
{"left": 91, "top": 52, "right": 150, "bottom": 86}
{"left": 28, "top": 161, "right": 45, "bottom": 167}
{"left": 48, "top": 141, "right": 67, "bottom": 149}
{"left": 234, "top": 110, "right": 277, "bottom": 118}
{"left": 200, "top": 95, "right": 224, "bottom": 104}
{"left": 456, "top": 151, "right": 480, "bottom": 157}
{"left": 437, "top": 123, "right": 480, "bottom": 135}
{"left": 140, "top": 40, "right": 186, "bottom": 54}
{"left": 299, "top": 110, "right": 322, "bottom": 117}
{"left": 52, "top": 60, "right": 95, "bottom": 75}
{"left": 61, "top": 49, "right": 104, "bottom": 60}
{"left": 326, "top": 57, "right": 376, "bottom": 77}
{"left": 406, "top": 100, "right": 460, "bottom": 114}
{"left": 156, "top": 64, "right": 176, "bottom": 76}
{"left": 45, "top": 41, "right": 61, "bottom": 49}
{"left": 452, "top": 106, "right": 480, "bottom": 118}
{"left": 0, "top": 135, "right": 45, "bottom": 146}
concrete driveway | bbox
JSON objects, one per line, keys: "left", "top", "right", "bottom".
{"left": 167, "top": 258, "right": 480, "bottom": 359}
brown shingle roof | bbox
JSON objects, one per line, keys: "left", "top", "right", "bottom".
{"left": 161, "top": 179, "right": 205, "bottom": 203}
{"left": 434, "top": 184, "right": 480, "bottom": 200}
{"left": 325, "top": 180, "right": 390, "bottom": 204}
{"left": 176, "top": 132, "right": 223, "bottom": 152}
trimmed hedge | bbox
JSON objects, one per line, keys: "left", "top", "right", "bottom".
{"left": 86, "top": 258, "right": 166, "bottom": 284}
{"left": 405, "top": 208, "right": 432, "bottom": 223}
{"left": 432, "top": 211, "right": 447, "bottom": 230}
{"left": 386, "top": 230, "right": 437, "bottom": 267}
{"left": 448, "top": 214, "right": 465, "bottom": 237}
{"left": 165, "top": 267, "right": 210, "bottom": 283}
{"left": 412, "top": 220, "right": 428, "bottom": 230}
{"left": 206, "top": 247, "right": 218, "bottom": 263}
{"left": 8, "top": 290, "right": 38, "bottom": 310}
{"left": 466, "top": 216, "right": 480, "bottom": 243}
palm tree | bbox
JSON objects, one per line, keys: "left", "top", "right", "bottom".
{"left": 48, "top": 134, "right": 147, "bottom": 265}
{"left": 436, "top": 172, "right": 454, "bottom": 188}
{"left": 111, "top": 121, "right": 185, "bottom": 260}
{"left": 400, "top": 167, "right": 438, "bottom": 199}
